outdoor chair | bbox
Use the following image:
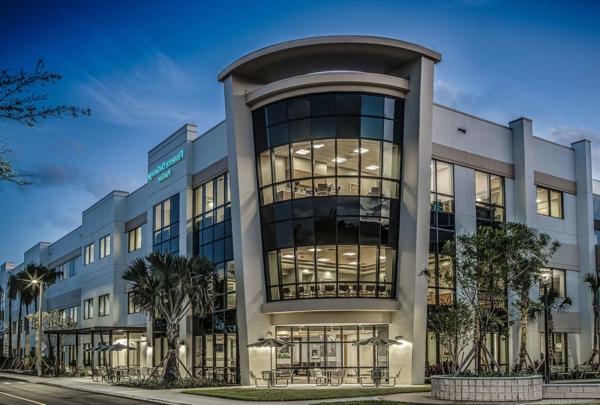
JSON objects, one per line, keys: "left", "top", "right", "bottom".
{"left": 309, "top": 368, "right": 328, "bottom": 386}
{"left": 273, "top": 368, "right": 291, "bottom": 387}
{"left": 380, "top": 369, "right": 401, "bottom": 387}
{"left": 576, "top": 364, "right": 597, "bottom": 379}
{"left": 249, "top": 371, "right": 268, "bottom": 387}
{"left": 329, "top": 368, "right": 346, "bottom": 386}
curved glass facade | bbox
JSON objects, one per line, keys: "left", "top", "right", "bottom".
{"left": 252, "top": 92, "right": 404, "bottom": 301}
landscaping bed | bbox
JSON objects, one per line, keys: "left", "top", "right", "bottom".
{"left": 182, "top": 386, "right": 430, "bottom": 401}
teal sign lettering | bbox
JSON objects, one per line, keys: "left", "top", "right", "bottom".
{"left": 148, "top": 150, "right": 185, "bottom": 183}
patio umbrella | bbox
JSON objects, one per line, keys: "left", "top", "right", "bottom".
{"left": 107, "top": 343, "right": 137, "bottom": 352}
{"left": 85, "top": 344, "right": 110, "bottom": 352}
{"left": 247, "top": 338, "right": 293, "bottom": 372}
{"left": 353, "top": 336, "right": 403, "bottom": 386}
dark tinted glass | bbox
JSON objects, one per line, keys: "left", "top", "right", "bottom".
{"left": 360, "top": 218, "right": 380, "bottom": 244}
{"left": 336, "top": 93, "right": 361, "bottom": 115}
{"left": 273, "top": 201, "right": 292, "bottom": 222}
{"left": 253, "top": 109, "right": 266, "bottom": 132}
{"left": 288, "top": 118, "right": 311, "bottom": 142}
{"left": 361, "top": 95, "right": 384, "bottom": 117}
{"left": 314, "top": 196, "right": 337, "bottom": 217}
{"left": 288, "top": 97, "right": 310, "bottom": 119}
{"left": 361, "top": 117, "right": 384, "bottom": 140}
{"left": 292, "top": 198, "right": 314, "bottom": 218}
{"left": 337, "top": 197, "right": 360, "bottom": 216}
{"left": 310, "top": 94, "right": 335, "bottom": 116}
{"left": 254, "top": 130, "right": 268, "bottom": 151}
{"left": 266, "top": 101, "right": 287, "bottom": 126}
{"left": 337, "top": 217, "right": 359, "bottom": 243}
{"left": 311, "top": 117, "right": 336, "bottom": 139}
{"left": 276, "top": 221, "right": 294, "bottom": 248}
{"left": 293, "top": 218, "right": 315, "bottom": 245}
{"left": 336, "top": 116, "right": 360, "bottom": 138}
{"left": 261, "top": 205, "right": 276, "bottom": 224}
{"left": 267, "top": 123, "right": 288, "bottom": 147}
{"left": 360, "top": 197, "right": 381, "bottom": 217}
{"left": 314, "top": 217, "right": 336, "bottom": 244}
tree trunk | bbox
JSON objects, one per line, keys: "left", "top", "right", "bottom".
{"left": 163, "top": 322, "right": 179, "bottom": 383}
{"left": 518, "top": 305, "right": 529, "bottom": 370}
{"left": 548, "top": 314, "right": 556, "bottom": 365}
{"left": 7, "top": 298, "right": 12, "bottom": 358}
{"left": 16, "top": 301, "right": 22, "bottom": 362}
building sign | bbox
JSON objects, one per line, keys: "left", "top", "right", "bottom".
{"left": 147, "top": 149, "right": 185, "bottom": 183}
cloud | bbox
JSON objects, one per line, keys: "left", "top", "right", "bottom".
{"left": 78, "top": 48, "right": 201, "bottom": 128}
{"left": 27, "top": 207, "right": 81, "bottom": 231}
{"left": 25, "top": 162, "right": 137, "bottom": 199}
{"left": 544, "top": 127, "right": 600, "bottom": 177}
{"left": 434, "top": 80, "right": 477, "bottom": 108}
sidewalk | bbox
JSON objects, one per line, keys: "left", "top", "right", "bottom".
{"left": 0, "top": 372, "right": 383, "bottom": 405}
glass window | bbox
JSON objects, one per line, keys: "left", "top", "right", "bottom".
{"left": 436, "top": 161, "right": 453, "bottom": 196}
{"left": 336, "top": 139, "right": 359, "bottom": 176}
{"left": 475, "top": 171, "right": 489, "bottom": 203}
{"left": 128, "top": 226, "right": 142, "bottom": 252}
{"left": 537, "top": 186, "right": 563, "bottom": 218}
{"left": 313, "top": 140, "right": 335, "bottom": 177}
{"left": 360, "top": 140, "right": 381, "bottom": 177}
{"left": 83, "top": 298, "right": 93, "bottom": 320}
{"left": 475, "top": 171, "right": 505, "bottom": 226}
{"left": 291, "top": 141, "right": 312, "bottom": 180}
{"left": 128, "top": 291, "right": 141, "bottom": 314}
{"left": 98, "top": 294, "right": 110, "bottom": 317}
{"left": 540, "top": 268, "right": 566, "bottom": 297}
{"left": 272, "top": 145, "right": 291, "bottom": 183}
{"left": 84, "top": 243, "right": 94, "bottom": 266}
{"left": 99, "top": 234, "right": 111, "bottom": 259}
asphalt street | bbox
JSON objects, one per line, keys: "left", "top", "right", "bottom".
{"left": 0, "top": 376, "right": 148, "bottom": 405}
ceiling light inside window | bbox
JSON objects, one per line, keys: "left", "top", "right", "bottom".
{"left": 349, "top": 261, "right": 358, "bottom": 265}
{"left": 308, "top": 248, "right": 322, "bottom": 252}
{"left": 332, "top": 157, "right": 347, "bottom": 163}
{"left": 313, "top": 143, "right": 325, "bottom": 149}
{"left": 295, "top": 149, "right": 310, "bottom": 155}
{"left": 366, "top": 165, "right": 379, "bottom": 171}
{"left": 353, "top": 148, "right": 369, "bottom": 154}
{"left": 342, "top": 252, "right": 357, "bottom": 256}
{"left": 317, "top": 258, "right": 331, "bottom": 262}
{"left": 282, "top": 254, "right": 295, "bottom": 259}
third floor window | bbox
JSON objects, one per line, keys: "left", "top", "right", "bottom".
{"left": 537, "top": 186, "right": 563, "bottom": 218}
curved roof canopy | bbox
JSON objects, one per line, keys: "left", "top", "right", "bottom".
{"left": 218, "top": 35, "right": 441, "bottom": 83}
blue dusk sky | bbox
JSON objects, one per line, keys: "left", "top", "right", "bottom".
{"left": 0, "top": 0, "right": 599, "bottom": 264}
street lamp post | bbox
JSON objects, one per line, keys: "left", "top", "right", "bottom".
{"left": 542, "top": 273, "right": 551, "bottom": 384}
{"left": 32, "top": 279, "right": 44, "bottom": 377}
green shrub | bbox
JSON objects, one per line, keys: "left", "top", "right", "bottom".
{"left": 117, "top": 377, "right": 226, "bottom": 390}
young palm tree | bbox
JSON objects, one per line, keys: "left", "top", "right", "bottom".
{"left": 123, "top": 252, "right": 214, "bottom": 382}
{"left": 532, "top": 287, "right": 572, "bottom": 365}
{"left": 584, "top": 272, "right": 600, "bottom": 364}
{"left": 6, "top": 273, "right": 20, "bottom": 358}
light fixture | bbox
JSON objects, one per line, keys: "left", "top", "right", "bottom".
{"left": 366, "top": 165, "right": 379, "bottom": 171}
{"left": 313, "top": 143, "right": 325, "bottom": 149}
{"left": 536, "top": 199, "right": 542, "bottom": 203}
{"left": 282, "top": 254, "right": 295, "bottom": 259}
{"left": 353, "top": 148, "right": 369, "bottom": 154}
{"left": 317, "top": 258, "right": 331, "bottom": 262}
{"left": 332, "top": 157, "right": 347, "bottom": 163}
{"left": 379, "top": 256, "right": 386, "bottom": 260}
{"left": 349, "top": 261, "right": 358, "bottom": 265}
{"left": 295, "top": 149, "right": 310, "bottom": 155}
{"left": 342, "top": 252, "right": 356, "bottom": 256}
{"left": 308, "top": 248, "right": 322, "bottom": 252}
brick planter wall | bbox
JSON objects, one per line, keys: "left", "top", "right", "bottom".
{"left": 431, "top": 375, "right": 543, "bottom": 402}
{"left": 544, "top": 384, "right": 600, "bottom": 399}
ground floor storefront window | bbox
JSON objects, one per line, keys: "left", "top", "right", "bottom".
{"left": 274, "top": 324, "right": 389, "bottom": 383}
{"left": 193, "top": 333, "right": 238, "bottom": 383}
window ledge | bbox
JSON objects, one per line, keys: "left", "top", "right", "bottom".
{"left": 261, "top": 297, "right": 401, "bottom": 314}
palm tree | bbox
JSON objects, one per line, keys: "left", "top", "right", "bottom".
{"left": 532, "top": 287, "right": 572, "bottom": 365}
{"left": 123, "top": 252, "right": 214, "bottom": 382}
{"left": 6, "top": 273, "right": 19, "bottom": 358}
{"left": 584, "top": 272, "right": 600, "bottom": 364}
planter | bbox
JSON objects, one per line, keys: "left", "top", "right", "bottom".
{"left": 431, "top": 375, "right": 543, "bottom": 402}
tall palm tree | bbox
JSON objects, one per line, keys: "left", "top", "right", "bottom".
{"left": 123, "top": 252, "right": 214, "bottom": 382}
{"left": 584, "top": 272, "right": 600, "bottom": 364}
{"left": 532, "top": 287, "right": 572, "bottom": 365}
{"left": 6, "top": 274, "right": 19, "bottom": 358}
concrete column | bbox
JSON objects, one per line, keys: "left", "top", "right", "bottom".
{"left": 572, "top": 139, "right": 595, "bottom": 363}
{"left": 510, "top": 117, "right": 537, "bottom": 227}
{"left": 390, "top": 56, "right": 435, "bottom": 384}
{"left": 223, "top": 75, "right": 272, "bottom": 385}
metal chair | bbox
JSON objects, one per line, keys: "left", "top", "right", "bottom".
{"left": 249, "top": 370, "right": 269, "bottom": 387}
{"left": 329, "top": 368, "right": 346, "bottom": 386}
{"left": 309, "top": 368, "right": 328, "bottom": 386}
{"left": 380, "top": 368, "right": 401, "bottom": 387}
